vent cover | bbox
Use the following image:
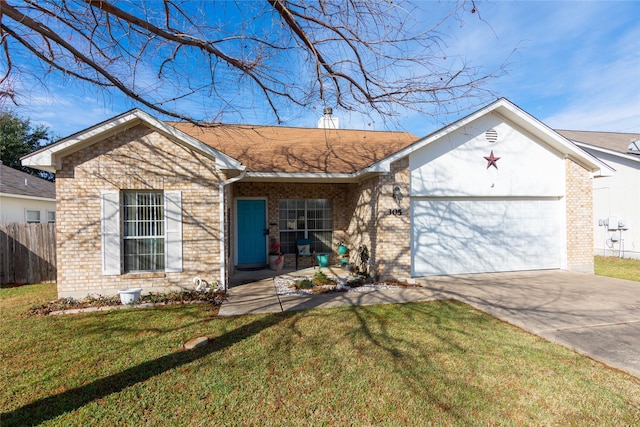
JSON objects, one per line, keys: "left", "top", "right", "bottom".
{"left": 485, "top": 128, "right": 498, "bottom": 144}
{"left": 628, "top": 140, "right": 639, "bottom": 154}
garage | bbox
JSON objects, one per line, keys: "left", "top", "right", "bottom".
{"left": 411, "top": 197, "right": 563, "bottom": 276}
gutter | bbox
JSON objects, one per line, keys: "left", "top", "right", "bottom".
{"left": 219, "top": 169, "right": 246, "bottom": 290}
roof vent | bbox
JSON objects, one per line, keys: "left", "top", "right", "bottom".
{"left": 485, "top": 128, "right": 498, "bottom": 144}
{"left": 318, "top": 107, "right": 339, "bottom": 129}
{"left": 628, "top": 140, "right": 640, "bottom": 155}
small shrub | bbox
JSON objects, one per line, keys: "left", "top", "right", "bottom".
{"left": 294, "top": 279, "right": 314, "bottom": 289}
{"left": 313, "top": 270, "right": 336, "bottom": 286}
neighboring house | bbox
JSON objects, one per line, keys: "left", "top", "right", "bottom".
{"left": 0, "top": 164, "right": 56, "bottom": 223}
{"left": 557, "top": 130, "right": 640, "bottom": 259}
{"left": 22, "top": 98, "right": 611, "bottom": 298}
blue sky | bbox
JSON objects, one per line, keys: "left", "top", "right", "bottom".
{"left": 8, "top": 0, "right": 640, "bottom": 139}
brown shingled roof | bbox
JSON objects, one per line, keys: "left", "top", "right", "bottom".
{"left": 0, "top": 164, "right": 55, "bottom": 199}
{"left": 557, "top": 130, "right": 640, "bottom": 155}
{"left": 169, "top": 123, "right": 418, "bottom": 173}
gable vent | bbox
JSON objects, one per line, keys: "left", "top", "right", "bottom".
{"left": 485, "top": 128, "right": 498, "bottom": 144}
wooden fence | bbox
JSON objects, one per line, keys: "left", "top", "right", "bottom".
{"left": 0, "top": 223, "right": 56, "bottom": 285}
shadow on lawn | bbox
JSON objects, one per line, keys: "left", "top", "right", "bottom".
{"left": 1, "top": 313, "right": 288, "bottom": 427}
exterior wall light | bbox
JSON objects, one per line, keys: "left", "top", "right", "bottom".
{"left": 393, "top": 186, "right": 403, "bottom": 203}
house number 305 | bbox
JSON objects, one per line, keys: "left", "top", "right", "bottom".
{"left": 388, "top": 209, "right": 402, "bottom": 216}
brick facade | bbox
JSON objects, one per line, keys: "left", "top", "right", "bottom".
{"left": 565, "top": 158, "right": 594, "bottom": 273}
{"left": 56, "top": 124, "right": 226, "bottom": 298}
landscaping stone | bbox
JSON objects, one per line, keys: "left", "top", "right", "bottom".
{"left": 184, "top": 336, "right": 209, "bottom": 350}
{"left": 274, "top": 276, "right": 419, "bottom": 296}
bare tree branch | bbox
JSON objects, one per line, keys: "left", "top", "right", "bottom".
{"left": 0, "top": 0, "right": 505, "bottom": 124}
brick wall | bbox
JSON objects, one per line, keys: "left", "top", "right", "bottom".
{"left": 56, "top": 124, "right": 225, "bottom": 298}
{"left": 374, "top": 158, "right": 411, "bottom": 279}
{"left": 347, "top": 158, "right": 411, "bottom": 280}
{"left": 565, "top": 158, "right": 594, "bottom": 273}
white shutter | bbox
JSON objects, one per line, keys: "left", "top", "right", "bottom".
{"left": 164, "top": 191, "right": 183, "bottom": 272}
{"left": 101, "top": 191, "right": 121, "bottom": 275}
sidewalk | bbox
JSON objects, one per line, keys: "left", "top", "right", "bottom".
{"left": 218, "top": 276, "right": 283, "bottom": 316}
{"left": 219, "top": 266, "right": 443, "bottom": 316}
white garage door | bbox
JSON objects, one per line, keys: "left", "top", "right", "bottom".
{"left": 411, "top": 198, "right": 562, "bottom": 276}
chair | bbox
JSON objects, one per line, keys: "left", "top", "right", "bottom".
{"left": 295, "top": 238, "right": 316, "bottom": 270}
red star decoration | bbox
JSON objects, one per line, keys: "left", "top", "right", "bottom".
{"left": 484, "top": 150, "right": 501, "bottom": 169}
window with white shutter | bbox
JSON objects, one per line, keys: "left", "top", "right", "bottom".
{"left": 100, "top": 190, "right": 182, "bottom": 275}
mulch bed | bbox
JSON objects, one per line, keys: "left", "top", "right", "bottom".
{"left": 26, "top": 290, "right": 226, "bottom": 316}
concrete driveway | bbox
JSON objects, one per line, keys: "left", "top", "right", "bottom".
{"left": 417, "top": 270, "right": 640, "bottom": 379}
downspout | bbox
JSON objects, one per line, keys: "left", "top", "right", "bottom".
{"left": 219, "top": 169, "right": 246, "bottom": 290}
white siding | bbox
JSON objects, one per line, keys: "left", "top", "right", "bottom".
{"left": 0, "top": 195, "right": 56, "bottom": 223}
{"left": 410, "top": 117, "right": 565, "bottom": 198}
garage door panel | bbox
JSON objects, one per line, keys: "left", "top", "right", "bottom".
{"left": 412, "top": 199, "right": 561, "bottom": 276}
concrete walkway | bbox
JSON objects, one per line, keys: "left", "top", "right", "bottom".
{"left": 220, "top": 268, "right": 640, "bottom": 379}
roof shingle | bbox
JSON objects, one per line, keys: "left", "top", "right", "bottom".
{"left": 557, "top": 130, "right": 640, "bottom": 155}
{"left": 169, "top": 123, "right": 418, "bottom": 173}
{"left": 0, "top": 164, "right": 55, "bottom": 199}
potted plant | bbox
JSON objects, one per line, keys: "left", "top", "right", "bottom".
{"left": 337, "top": 240, "right": 348, "bottom": 255}
{"left": 316, "top": 253, "right": 330, "bottom": 267}
{"left": 269, "top": 238, "right": 284, "bottom": 271}
{"left": 118, "top": 288, "right": 142, "bottom": 305}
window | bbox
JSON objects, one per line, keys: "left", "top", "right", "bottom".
{"left": 278, "top": 199, "right": 332, "bottom": 254}
{"left": 101, "top": 190, "right": 182, "bottom": 276}
{"left": 123, "top": 191, "right": 165, "bottom": 272}
{"left": 47, "top": 211, "right": 56, "bottom": 223}
{"left": 26, "top": 210, "right": 40, "bottom": 223}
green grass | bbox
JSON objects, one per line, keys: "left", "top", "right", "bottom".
{"left": 595, "top": 256, "right": 640, "bottom": 282}
{"left": 2, "top": 284, "right": 639, "bottom": 426}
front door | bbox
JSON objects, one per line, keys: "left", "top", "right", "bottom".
{"left": 237, "top": 199, "right": 267, "bottom": 267}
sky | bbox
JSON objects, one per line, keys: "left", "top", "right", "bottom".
{"left": 6, "top": 0, "right": 640, "bottom": 139}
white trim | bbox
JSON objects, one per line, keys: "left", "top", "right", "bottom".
{"left": 573, "top": 141, "right": 640, "bottom": 164}
{"left": 0, "top": 192, "right": 56, "bottom": 202}
{"left": 219, "top": 171, "right": 246, "bottom": 289}
{"left": 21, "top": 109, "right": 245, "bottom": 173}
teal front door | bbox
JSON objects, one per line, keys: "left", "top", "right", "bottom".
{"left": 237, "top": 200, "right": 267, "bottom": 266}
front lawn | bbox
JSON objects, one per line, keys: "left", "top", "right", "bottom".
{"left": 595, "top": 255, "right": 640, "bottom": 282}
{"left": 1, "top": 284, "right": 639, "bottom": 426}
